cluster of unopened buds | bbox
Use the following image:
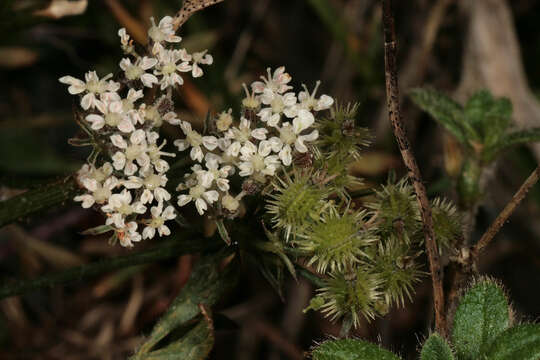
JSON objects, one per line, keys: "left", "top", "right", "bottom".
{"left": 60, "top": 15, "right": 333, "bottom": 247}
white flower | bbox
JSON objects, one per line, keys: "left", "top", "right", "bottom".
{"left": 190, "top": 50, "right": 213, "bottom": 78}
{"left": 238, "top": 140, "right": 280, "bottom": 177}
{"left": 120, "top": 56, "right": 159, "bottom": 88}
{"left": 148, "top": 16, "right": 181, "bottom": 45}
{"left": 118, "top": 28, "right": 133, "bottom": 53}
{"left": 123, "top": 170, "right": 170, "bottom": 204}
{"left": 110, "top": 130, "right": 150, "bottom": 175}
{"left": 86, "top": 98, "right": 134, "bottom": 133}
{"left": 117, "top": 221, "right": 141, "bottom": 248}
{"left": 269, "top": 109, "right": 318, "bottom": 166}
{"left": 257, "top": 89, "right": 297, "bottom": 127}
{"left": 195, "top": 159, "right": 231, "bottom": 192}
{"left": 174, "top": 121, "right": 218, "bottom": 162}
{"left": 251, "top": 67, "right": 292, "bottom": 95}
{"left": 74, "top": 176, "right": 119, "bottom": 208}
{"left": 222, "top": 193, "right": 240, "bottom": 212}
{"left": 296, "top": 81, "right": 334, "bottom": 112}
{"left": 142, "top": 204, "right": 176, "bottom": 239}
{"left": 77, "top": 162, "right": 113, "bottom": 183}
{"left": 216, "top": 109, "right": 233, "bottom": 132}
{"left": 224, "top": 117, "right": 267, "bottom": 157}
{"left": 177, "top": 182, "right": 219, "bottom": 215}
{"left": 59, "top": 71, "right": 120, "bottom": 110}
{"left": 102, "top": 189, "right": 147, "bottom": 227}
{"left": 241, "top": 83, "right": 260, "bottom": 110}
{"left": 146, "top": 131, "right": 176, "bottom": 173}
{"left": 154, "top": 45, "right": 192, "bottom": 90}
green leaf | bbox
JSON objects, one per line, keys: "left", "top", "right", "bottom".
{"left": 409, "top": 88, "right": 468, "bottom": 145}
{"left": 420, "top": 333, "right": 454, "bottom": 360}
{"left": 464, "top": 91, "right": 512, "bottom": 148}
{"left": 484, "top": 128, "right": 540, "bottom": 162}
{"left": 134, "top": 317, "right": 214, "bottom": 360}
{"left": 451, "top": 279, "right": 510, "bottom": 360}
{"left": 0, "top": 177, "right": 79, "bottom": 228}
{"left": 135, "top": 253, "right": 238, "bottom": 355}
{"left": 312, "top": 338, "right": 401, "bottom": 360}
{"left": 80, "top": 224, "right": 114, "bottom": 236}
{"left": 484, "top": 324, "right": 540, "bottom": 360}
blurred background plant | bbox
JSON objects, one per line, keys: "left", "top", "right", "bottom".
{"left": 0, "top": 0, "right": 540, "bottom": 359}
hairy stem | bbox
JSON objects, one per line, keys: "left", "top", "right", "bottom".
{"left": 471, "top": 165, "right": 540, "bottom": 258}
{"left": 0, "top": 235, "right": 219, "bottom": 299}
{"left": 381, "top": 0, "right": 446, "bottom": 336}
{"left": 0, "top": 176, "right": 79, "bottom": 228}
{"left": 172, "top": 0, "right": 225, "bottom": 31}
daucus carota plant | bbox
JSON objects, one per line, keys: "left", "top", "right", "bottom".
{"left": 1, "top": 0, "right": 535, "bottom": 358}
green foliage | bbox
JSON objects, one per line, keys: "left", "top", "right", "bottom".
{"left": 311, "top": 338, "right": 401, "bottom": 360}
{"left": 420, "top": 333, "right": 455, "bottom": 360}
{"left": 409, "top": 88, "right": 468, "bottom": 145}
{"left": 452, "top": 279, "right": 510, "bottom": 360}
{"left": 309, "top": 278, "right": 539, "bottom": 360}
{"left": 134, "top": 253, "right": 238, "bottom": 355}
{"left": 483, "top": 324, "right": 540, "bottom": 360}
{"left": 132, "top": 316, "right": 214, "bottom": 360}
{"left": 410, "top": 88, "right": 540, "bottom": 210}
{"left": 411, "top": 88, "right": 540, "bottom": 165}
{"left": 0, "top": 177, "right": 79, "bottom": 227}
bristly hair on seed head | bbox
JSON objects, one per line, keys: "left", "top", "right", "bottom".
{"left": 265, "top": 169, "right": 334, "bottom": 241}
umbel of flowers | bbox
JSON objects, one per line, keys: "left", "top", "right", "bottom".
{"left": 60, "top": 13, "right": 463, "bottom": 331}
{"left": 59, "top": 15, "right": 333, "bottom": 247}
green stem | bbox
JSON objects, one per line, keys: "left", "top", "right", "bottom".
{"left": 0, "top": 235, "right": 221, "bottom": 299}
{"left": 0, "top": 176, "right": 79, "bottom": 228}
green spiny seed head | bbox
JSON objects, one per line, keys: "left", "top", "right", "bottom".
{"left": 317, "top": 102, "right": 371, "bottom": 160}
{"left": 317, "top": 268, "right": 382, "bottom": 329}
{"left": 367, "top": 177, "right": 421, "bottom": 243}
{"left": 430, "top": 197, "right": 462, "bottom": 251}
{"left": 370, "top": 236, "right": 423, "bottom": 307}
{"left": 266, "top": 171, "right": 332, "bottom": 241}
{"left": 316, "top": 154, "right": 363, "bottom": 200}
{"left": 296, "top": 210, "right": 375, "bottom": 273}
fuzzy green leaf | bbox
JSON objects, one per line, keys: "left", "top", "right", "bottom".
{"left": 464, "top": 91, "right": 512, "bottom": 148}
{"left": 135, "top": 253, "right": 238, "bottom": 355}
{"left": 484, "top": 128, "right": 540, "bottom": 162}
{"left": 451, "top": 280, "right": 510, "bottom": 360}
{"left": 133, "top": 318, "right": 214, "bottom": 360}
{"left": 409, "top": 88, "right": 468, "bottom": 144}
{"left": 312, "top": 338, "right": 401, "bottom": 360}
{"left": 0, "top": 177, "right": 79, "bottom": 228}
{"left": 420, "top": 333, "right": 454, "bottom": 360}
{"left": 484, "top": 324, "right": 540, "bottom": 360}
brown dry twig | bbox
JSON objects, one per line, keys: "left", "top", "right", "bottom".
{"left": 172, "top": 0, "right": 225, "bottom": 31}
{"left": 471, "top": 165, "right": 540, "bottom": 259}
{"left": 381, "top": 0, "right": 446, "bottom": 336}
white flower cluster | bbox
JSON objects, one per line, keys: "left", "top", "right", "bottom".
{"left": 175, "top": 67, "right": 334, "bottom": 216}
{"left": 60, "top": 16, "right": 213, "bottom": 247}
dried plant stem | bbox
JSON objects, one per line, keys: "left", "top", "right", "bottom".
{"left": 471, "top": 165, "right": 540, "bottom": 258}
{"left": 381, "top": 0, "right": 446, "bottom": 336}
{"left": 173, "top": 0, "right": 225, "bottom": 31}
